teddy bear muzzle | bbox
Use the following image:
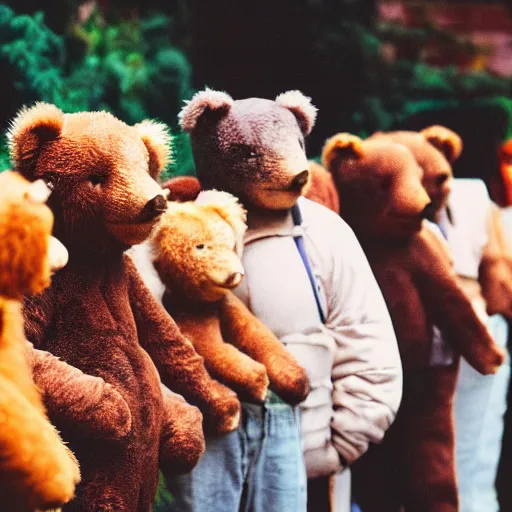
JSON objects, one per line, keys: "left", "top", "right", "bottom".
{"left": 136, "top": 194, "right": 168, "bottom": 223}
{"left": 48, "top": 236, "right": 69, "bottom": 273}
{"left": 289, "top": 170, "right": 310, "bottom": 192}
{"left": 223, "top": 272, "right": 244, "bottom": 289}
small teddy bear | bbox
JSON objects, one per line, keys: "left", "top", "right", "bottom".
{"left": 322, "top": 133, "right": 504, "bottom": 512}
{"left": 8, "top": 103, "right": 236, "bottom": 512}
{"left": 149, "top": 190, "right": 310, "bottom": 405}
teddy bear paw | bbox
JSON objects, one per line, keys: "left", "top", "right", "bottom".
{"left": 271, "top": 365, "right": 311, "bottom": 406}
{"left": 244, "top": 363, "right": 270, "bottom": 403}
{"left": 96, "top": 385, "right": 133, "bottom": 440}
{"left": 205, "top": 384, "right": 242, "bottom": 435}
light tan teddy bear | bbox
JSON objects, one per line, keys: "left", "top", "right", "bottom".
{"left": 149, "top": 190, "right": 310, "bottom": 406}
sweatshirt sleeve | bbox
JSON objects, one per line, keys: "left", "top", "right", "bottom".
{"left": 325, "top": 217, "right": 402, "bottom": 465}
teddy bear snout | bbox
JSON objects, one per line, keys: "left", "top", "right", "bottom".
{"left": 289, "top": 170, "right": 310, "bottom": 192}
{"left": 223, "top": 272, "right": 244, "bottom": 289}
{"left": 138, "top": 194, "right": 168, "bottom": 222}
{"left": 420, "top": 202, "right": 435, "bottom": 220}
{"left": 48, "top": 236, "right": 69, "bottom": 273}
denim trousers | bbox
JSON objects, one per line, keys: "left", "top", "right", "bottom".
{"left": 162, "top": 401, "right": 307, "bottom": 512}
{"left": 454, "top": 314, "right": 510, "bottom": 512}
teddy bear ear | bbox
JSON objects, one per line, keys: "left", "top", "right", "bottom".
{"left": 421, "top": 125, "right": 462, "bottom": 163}
{"left": 321, "top": 133, "right": 364, "bottom": 172}
{"left": 134, "top": 120, "right": 172, "bottom": 179}
{"left": 7, "top": 102, "right": 64, "bottom": 179}
{"left": 178, "top": 88, "right": 234, "bottom": 133}
{"left": 275, "top": 90, "right": 317, "bottom": 136}
{"left": 162, "top": 176, "right": 202, "bottom": 202}
{"left": 196, "top": 190, "right": 247, "bottom": 255}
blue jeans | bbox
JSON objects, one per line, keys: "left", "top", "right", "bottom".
{"left": 454, "top": 314, "right": 511, "bottom": 512}
{"left": 163, "top": 401, "right": 307, "bottom": 512}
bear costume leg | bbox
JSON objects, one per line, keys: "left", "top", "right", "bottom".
{"left": 353, "top": 366, "right": 459, "bottom": 512}
{"left": 402, "top": 365, "right": 459, "bottom": 512}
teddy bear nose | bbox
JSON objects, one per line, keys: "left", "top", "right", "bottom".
{"left": 289, "top": 170, "right": 310, "bottom": 192}
{"left": 224, "top": 272, "right": 243, "bottom": 288}
{"left": 139, "top": 194, "right": 168, "bottom": 222}
{"left": 420, "top": 202, "right": 435, "bottom": 220}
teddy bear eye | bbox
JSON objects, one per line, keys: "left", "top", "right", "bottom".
{"left": 436, "top": 174, "right": 449, "bottom": 186}
{"left": 196, "top": 244, "right": 206, "bottom": 250}
{"left": 88, "top": 174, "right": 105, "bottom": 187}
{"left": 380, "top": 177, "right": 392, "bottom": 191}
{"left": 44, "top": 174, "right": 57, "bottom": 190}
{"left": 231, "top": 144, "right": 260, "bottom": 160}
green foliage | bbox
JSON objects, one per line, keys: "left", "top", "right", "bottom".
{"left": 0, "top": 5, "right": 65, "bottom": 108}
{"left": 153, "top": 472, "right": 174, "bottom": 510}
{"left": 343, "top": 20, "right": 512, "bottom": 140}
{"left": 0, "top": 140, "right": 10, "bottom": 173}
{"left": 0, "top": 5, "right": 195, "bottom": 175}
{"left": 163, "top": 131, "right": 195, "bottom": 181}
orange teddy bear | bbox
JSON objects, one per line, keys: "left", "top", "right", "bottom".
{"left": 0, "top": 171, "right": 80, "bottom": 511}
{"left": 149, "top": 190, "right": 310, "bottom": 406}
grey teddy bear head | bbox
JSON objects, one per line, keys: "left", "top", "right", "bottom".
{"left": 179, "top": 88, "right": 317, "bottom": 210}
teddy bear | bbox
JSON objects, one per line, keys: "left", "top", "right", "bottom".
{"left": 321, "top": 133, "right": 505, "bottom": 512}
{"left": 148, "top": 189, "right": 310, "bottom": 405}
{"left": 369, "top": 126, "right": 512, "bottom": 320}
{"left": 0, "top": 170, "right": 144, "bottom": 511}
{"left": 369, "top": 125, "right": 512, "bottom": 512}
{"left": 0, "top": 169, "right": 80, "bottom": 511}
{"left": 304, "top": 160, "right": 340, "bottom": 213}
{"left": 8, "top": 103, "right": 239, "bottom": 512}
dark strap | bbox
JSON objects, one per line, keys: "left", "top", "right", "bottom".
{"left": 291, "top": 204, "right": 326, "bottom": 324}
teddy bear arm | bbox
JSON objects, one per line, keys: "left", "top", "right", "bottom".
{"left": 220, "top": 292, "right": 310, "bottom": 405}
{"left": 414, "top": 238, "right": 504, "bottom": 375}
{"left": 158, "top": 386, "right": 205, "bottom": 476}
{"left": 22, "top": 291, "right": 54, "bottom": 349}
{"left": 0, "top": 375, "right": 80, "bottom": 510}
{"left": 176, "top": 312, "right": 269, "bottom": 403}
{"left": 125, "top": 258, "right": 241, "bottom": 434}
{"left": 29, "top": 346, "right": 132, "bottom": 441}
{"left": 480, "top": 207, "right": 512, "bottom": 318}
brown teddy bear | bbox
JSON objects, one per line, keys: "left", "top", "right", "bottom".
{"left": 8, "top": 103, "right": 239, "bottom": 512}
{"left": 304, "top": 161, "right": 340, "bottom": 214}
{"left": 0, "top": 171, "right": 140, "bottom": 511}
{"left": 149, "top": 189, "right": 310, "bottom": 405}
{"left": 321, "top": 133, "right": 505, "bottom": 512}
{"left": 370, "top": 126, "right": 512, "bottom": 320}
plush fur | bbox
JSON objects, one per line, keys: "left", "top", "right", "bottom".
{"left": 9, "top": 104, "right": 239, "bottom": 512}
{"left": 372, "top": 126, "right": 512, "bottom": 320}
{"left": 480, "top": 203, "right": 512, "bottom": 317}
{"left": 0, "top": 170, "right": 79, "bottom": 511}
{"left": 322, "top": 133, "right": 504, "bottom": 512}
{"left": 303, "top": 161, "right": 340, "bottom": 213}
{"left": 150, "top": 191, "right": 310, "bottom": 405}
{"left": 178, "top": 88, "right": 316, "bottom": 211}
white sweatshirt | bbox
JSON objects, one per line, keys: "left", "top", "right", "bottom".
{"left": 234, "top": 197, "right": 403, "bottom": 478}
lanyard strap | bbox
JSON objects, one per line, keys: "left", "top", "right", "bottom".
{"left": 291, "top": 204, "right": 326, "bottom": 324}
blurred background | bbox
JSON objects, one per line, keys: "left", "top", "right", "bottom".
{"left": 2, "top": 0, "right": 512, "bottom": 201}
